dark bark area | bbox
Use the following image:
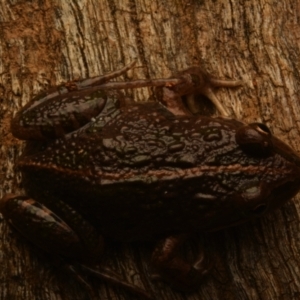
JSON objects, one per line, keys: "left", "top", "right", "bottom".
{"left": 1, "top": 0, "right": 300, "bottom": 299}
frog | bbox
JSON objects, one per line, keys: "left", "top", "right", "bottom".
{"left": 1, "top": 61, "right": 300, "bottom": 299}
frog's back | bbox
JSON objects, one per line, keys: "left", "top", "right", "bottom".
{"left": 19, "top": 103, "right": 300, "bottom": 241}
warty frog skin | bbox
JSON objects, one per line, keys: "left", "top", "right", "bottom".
{"left": 1, "top": 62, "right": 300, "bottom": 298}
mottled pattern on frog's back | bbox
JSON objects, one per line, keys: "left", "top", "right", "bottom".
{"left": 100, "top": 103, "right": 243, "bottom": 170}
{"left": 20, "top": 102, "right": 245, "bottom": 181}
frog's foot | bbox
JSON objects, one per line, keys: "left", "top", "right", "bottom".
{"left": 161, "top": 67, "right": 243, "bottom": 117}
{"left": 151, "top": 235, "right": 211, "bottom": 291}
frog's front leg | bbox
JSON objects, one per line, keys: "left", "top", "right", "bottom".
{"left": 160, "top": 66, "right": 243, "bottom": 117}
{"left": 151, "top": 235, "right": 211, "bottom": 291}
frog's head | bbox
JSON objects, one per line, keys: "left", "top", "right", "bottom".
{"left": 207, "top": 123, "right": 300, "bottom": 231}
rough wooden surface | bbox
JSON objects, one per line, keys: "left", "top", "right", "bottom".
{"left": 1, "top": 0, "right": 300, "bottom": 299}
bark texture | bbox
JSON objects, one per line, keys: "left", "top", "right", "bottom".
{"left": 1, "top": 0, "right": 300, "bottom": 299}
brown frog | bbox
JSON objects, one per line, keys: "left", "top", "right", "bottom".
{"left": 1, "top": 62, "right": 300, "bottom": 299}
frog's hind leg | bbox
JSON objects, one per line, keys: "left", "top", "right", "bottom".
{"left": 68, "top": 61, "right": 138, "bottom": 90}
{"left": 89, "top": 77, "right": 184, "bottom": 90}
{"left": 98, "top": 66, "right": 243, "bottom": 117}
{"left": 151, "top": 235, "right": 211, "bottom": 291}
{"left": 69, "top": 62, "right": 184, "bottom": 93}
{"left": 84, "top": 66, "right": 242, "bottom": 118}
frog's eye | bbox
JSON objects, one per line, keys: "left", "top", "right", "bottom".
{"left": 235, "top": 123, "right": 272, "bottom": 156}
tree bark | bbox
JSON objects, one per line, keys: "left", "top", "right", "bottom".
{"left": 1, "top": 0, "right": 300, "bottom": 299}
